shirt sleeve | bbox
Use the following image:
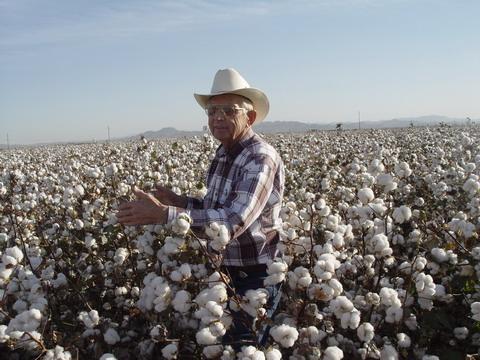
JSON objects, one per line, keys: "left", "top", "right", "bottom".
{"left": 168, "top": 152, "right": 278, "bottom": 240}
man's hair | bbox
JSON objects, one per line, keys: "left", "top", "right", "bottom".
{"left": 240, "top": 96, "right": 254, "bottom": 112}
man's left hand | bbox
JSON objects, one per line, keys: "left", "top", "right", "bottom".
{"left": 117, "top": 187, "right": 168, "bottom": 225}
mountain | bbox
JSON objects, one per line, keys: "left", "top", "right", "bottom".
{"left": 127, "top": 115, "right": 476, "bottom": 140}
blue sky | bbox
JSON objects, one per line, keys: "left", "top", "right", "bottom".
{"left": 1, "top": 0, "right": 479, "bottom": 144}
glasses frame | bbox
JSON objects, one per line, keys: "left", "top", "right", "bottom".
{"left": 205, "top": 105, "right": 248, "bottom": 118}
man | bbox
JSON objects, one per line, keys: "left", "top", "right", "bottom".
{"left": 117, "top": 68, "right": 285, "bottom": 348}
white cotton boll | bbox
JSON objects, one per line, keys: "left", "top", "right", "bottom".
{"left": 340, "top": 309, "right": 361, "bottom": 329}
{"left": 3, "top": 246, "right": 24, "bottom": 266}
{"left": 430, "top": 248, "right": 448, "bottom": 263}
{"left": 397, "top": 333, "right": 411, "bottom": 348}
{"left": 264, "top": 259, "right": 288, "bottom": 286}
{"left": 453, "top": 327, "right": 468, "bottom": 340}
{"left": 78, "top": 309, "right": 100, "bottom": 329}
{"left": 404, "top": 314, "right": 417, "bottom": 331}
{"left": 270, "top": 324, "right": 299, "bottom": 348}
{"left": 74, "top": 219, "right": 84, "bottom": 230}
{"left": 358, "top": 188, "right": 374, "bottom": 204}
{"left": 105, "top": 163, "right": 118, "bottom": 177}
{"left": 380, "top": 344, "right": 398, "bottom": 360}
{"left": 202, "top": 345, "right": 223, "bottom": 359}
{"left": 171, "top": 213, "right": 191, "bottom": 236}
{"left": 288, "top": 266, "right": 312, "bottom": 290}
{"left": 392, "top": 206, "right": 412, "bottom": 224}
{"left": 99, "top": 353, "right": 117, "bottom": 360}
{"left": 463, "top": 178, "right": 480, "bottom": 196}
{"left": 194, "top": 284, "right": 228, "bottom": 307}
{"left": 209, "top": 321, "right": 226, "bottom": 337}
{"left": 236, "top": 345, "right": 266, "bottom": 360}
{"left": 394, "top": 161, "right": 412, "bottom": 178}
{"left": 471, "top": 302, "right": 480, "bottom": 321}
{"left": 369, "top": 234, "right": 392, "bottom": 257}
{"left": 0, "top": 325, "right": 9, "bottom": 343}
{"left": 379, "top": 288, "right": 401, "bottom": 307}
{"left": 196, "top": 326, "right": 217, "bottom": 345}
{"left": 357, "top": 322, "right": 374, "bottom": 343}
{"left": 385, "top": 305, "right": 403, "bottom": 323}
{"left": 42, "top": 345, "right": 72, "bottom": 360}
{"left": 172, "top": 290, "right": 192, "bottom": 313}
{"left": 323, "top": 346, "right": 344, "bottom": 360}
{"left": 103, "top": 328, "right": 120, "bottom": 345}
{"left": 113, "top": 247, "right": 129, "bottom": 265}
{"left": 7, "top": 308, "right": 42, "bottom": 332}
{"left": 84, "top": 236, "right": 97, "bottom": 249}
{"left": 53, "top": 273, "right": 67, "bottom": 288}
{"left": 264, "top": 347, "right": 282, "bottom": 360}
{"left": 205, "top": 222, "right": 230, "bottom": 251}
{"left": 161, "top": 343, "right": 178, "bottom": 359}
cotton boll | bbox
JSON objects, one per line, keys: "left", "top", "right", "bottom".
{"left": 203, "top": 345, "right": 223, "bottom": 359}
{"left": 0, "top": 325, "right": 9, "bottom": 343}
{"left": 236, "top": 345, "right": 266, "bottom": 360}
{"left": 397, "top": 333, "right": 411, "bottom": 348}
{"left": 113, "top": 247, "right": 129, "bottom": 265}
{"left": 385, "top": 305, "right": 403, "bottom": 324}
{"left": 453, "top": 327, "right": 468, "bottom": 340}
{"left": 42, "top": 345, "right": 72, "bottom": 360}
{"left": 380, "top": 344, "right": 398, "bottom": 360}
{"left": 392, "top": 206, "right": 412, "bottom": 224}
{"left": 323, "top": 346, "right": 344, "bottom": 360}
{"left": 161, "top": 343, "right": 178, "bottom": 359}
{"left": 196, "top": 326, "right": 217, "bottom": 345}
{"left": 171, "top": 213, "right": 191, "bottom": 236}
{"left": 270, "top": 324, "right": 299, "bottom": 348}
{"left": 172, "top": 290, "right": 192, "bottom": 313}
{"left": 2, "top": 246, "right": 24, "bottom": 266}
{"left": 357, "top": 322, "right": 374, "bottom": 343}
{"left": 78, "top": 309, "right": 100, "bottom": 329}
{"left": 264, "top": 347, "right": 282, "bottom": 360}
{"left": 104, "top": 328, "right": 120, "bottom": 345}
{"left": 358, "top": 188, "right": 374, "bottom": 205}
{"left": 99, "top": 353, "right": 117, "bottom": 360}
{"left": 7, "top": 308, "right": 43, "bottom": 332}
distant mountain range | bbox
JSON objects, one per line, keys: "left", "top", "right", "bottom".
{"left": 129, "top": 115, "right": 476, "bottom": 140}
{"left": 1, "top": 115, "right": 477, "bottom": 148}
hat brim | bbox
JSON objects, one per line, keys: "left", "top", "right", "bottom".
{"left": 194, "top": 88, "right": 269, "bottom": 124}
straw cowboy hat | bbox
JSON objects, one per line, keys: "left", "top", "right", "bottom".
{"left": 194, "top": 68, "right": 269, "bottom": 123}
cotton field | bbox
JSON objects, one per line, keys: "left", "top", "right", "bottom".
{"left": 0, "top": 126, "right": 479, "bottom": 360}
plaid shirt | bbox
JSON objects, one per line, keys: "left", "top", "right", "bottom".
{"left": 168, "top": 129, "right": 284, "bottom": 266}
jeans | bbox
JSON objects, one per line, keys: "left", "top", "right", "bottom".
{"left": 221, "top": 266, "right": 282, "bottom": 351}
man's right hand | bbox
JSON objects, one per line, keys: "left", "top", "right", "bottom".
{"left": 154, "top": 184, "right": 188, "bottom": 208}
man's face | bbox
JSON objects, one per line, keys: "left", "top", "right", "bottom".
{"left": 207, "top": 94, "right": 255, "bottom": 149}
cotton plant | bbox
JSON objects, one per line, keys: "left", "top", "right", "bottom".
{"left": 1, "top": 128, "right": 480, "bottom": 358}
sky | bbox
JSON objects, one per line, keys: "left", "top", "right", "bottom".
{"left": 1, "top": 0, "right": 479, "bottom": 145}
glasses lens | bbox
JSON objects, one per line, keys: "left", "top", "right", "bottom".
{"left": 206, "top": 106, "right": 244, "bottom": 117}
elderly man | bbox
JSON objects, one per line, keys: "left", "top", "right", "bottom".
{"left": 117, "top": 68, "right": 285, "bottom": 348}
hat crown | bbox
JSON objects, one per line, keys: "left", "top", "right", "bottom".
{"left": 211, "top": 68, "right": 250, "bottom": 94}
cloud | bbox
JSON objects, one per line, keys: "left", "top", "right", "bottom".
{"left": 0, "top": 0, "right": 274, "bottom": 48}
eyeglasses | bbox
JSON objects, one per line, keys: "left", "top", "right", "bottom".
{"left": 205, "top": 105, "right": 247, "bottom": 118}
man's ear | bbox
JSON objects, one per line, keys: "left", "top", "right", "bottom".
{"left": 247, "top": 110, "right": 256, "bottom": 126}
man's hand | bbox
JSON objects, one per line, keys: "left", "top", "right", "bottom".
{"left": 117, "top": 187, "right": 168, "bottom": 225}
{"left": 154, "top": 184, "right": 188, "bottom": 208}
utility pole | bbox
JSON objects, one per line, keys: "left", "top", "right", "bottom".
{"left": 107, "top": 126, "right": 111, "bottom": 143}
{"left": 6, "top": 133, "right": 10, "bottom": 150}
{"left": 358, "top": 111, "right": 361, "bottom": 130}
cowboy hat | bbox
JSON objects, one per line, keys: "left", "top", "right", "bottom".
{"left": 194, "top": 68, "right": 269, "bottom": 123}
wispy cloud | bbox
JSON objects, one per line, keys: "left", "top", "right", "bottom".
{"left": 0, "top": 0, "right": 275, "bottom": 49}
{"left": 0, "top": 0, "right": 419, "bottom": 50}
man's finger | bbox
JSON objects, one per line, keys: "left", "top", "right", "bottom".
{"left": 118, "top": 202, "right": 133, "bottom": 211}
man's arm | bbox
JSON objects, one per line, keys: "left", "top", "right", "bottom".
{"left": 155, "top": 184, "right": 204, "bottom": 209}
{"left": 168, "top": 152, "right": 280, "bottom": 239}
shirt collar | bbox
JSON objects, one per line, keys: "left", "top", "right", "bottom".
{"left": 217, "top": 128, "right": 256, "bottom": 160}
